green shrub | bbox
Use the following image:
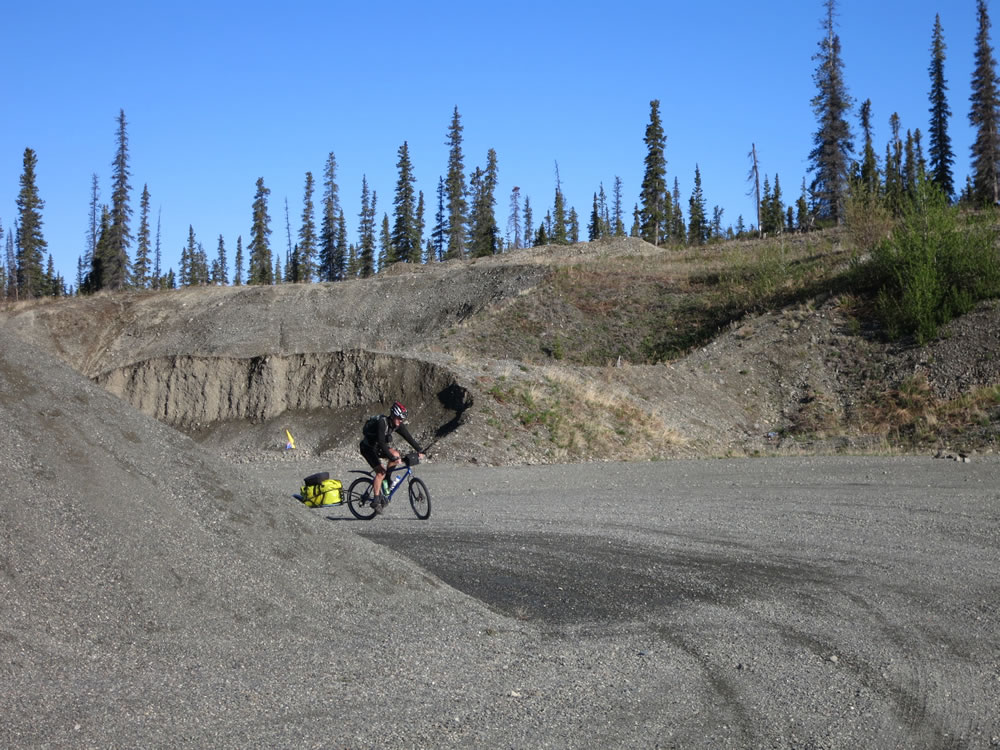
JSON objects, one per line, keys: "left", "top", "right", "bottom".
{"left": 866, "top": 182, "right": 1000, "bottom": 344}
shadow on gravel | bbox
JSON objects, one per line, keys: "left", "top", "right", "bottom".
{"left": 358, "top": 529, "right": 833, "bottom": 627}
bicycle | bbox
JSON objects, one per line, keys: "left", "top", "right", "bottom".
{"left": 347, "top": 452, "right": 431, "bottom": 520}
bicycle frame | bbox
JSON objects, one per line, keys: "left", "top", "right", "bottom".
{"left": 350, "top": 461, "right": 412, "bottom": 505}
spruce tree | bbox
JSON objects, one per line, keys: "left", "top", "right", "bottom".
{"left": 711, "top": 207, "right": 725, "bottom": 241}
{"left": 884, "top": 113, "right": 905, "bottom": 213}
{"left": 6, "top": 229, "right": 18, "bottom": 299}
{"left": 772, "top": 174, "right": 785, "bottom": 233}
{"left": 85, "top": 173, "right": 99, "bottom": 277}
{"left": 107, "top": 109, "right": 132, "bottom": 289}
{"left": 467, "top": 168, "right": 482, "bottom": 241}
{"left": 612, "top": 177, "right": 625, "bottom": 237}
{"left": 392, "top": 141, "right": 419, "bottom": 263}
{"left": 551, "top": 187, "right": 568, "bottom": 244}
{"left": 347, "top": 243, "right": 359, "bottom": 278}
{"left": 903, "top": 130, "right": 918, "bottom": 197}
{"left": 298, "top": 171, "right": 317, "bottom": 282}
{"left": 639, "top": 100, "right": 668, "bottom": 245}
{"left": 808, "top": 0, "right": 854, "bottom": 224}
{"left": 589, "top": 193, "right": 602, "bottom": 241}
{"left": 535, "top": 221, "right": 547, "bottom": 246}
{"left": 444, "top": 107, "right": 468, "bottom": 259}
{"left": 335, "top": 210, "right": 348, "bottom": 278}
{"left": 970, "top": 0, "right": 1000, "bottom": 205}
{"left": 178, "top": 241, "right": 189, "bottom": 287}
{"left": 431, "top": 177, "right": 446, "bottom": 261}
{"left": 763, "top": 174, "right": 785, "bottom": 234}
{"left": 286, "top": 247, "right": 299, "bottom": 284}
{"left": 469, "top": 149, "right": 500, "bottom": 257}
{"left": 928, "top": 14, "right": 955, "bottom": 199}
{"left": 550, "top": 162, "right": 568, "bottom": 245}
{"left": 44, "top": 254, "right": 61, "bottom": 296}
{"left": 76, "top": 256, "right": 85, "bottom": 294}
{"left": 181, "top": 226, "right": 197, "bottom": 286}
{"left": 248, "top": 177, "right": 273, "bottom": 285}
{"left": 687, "top": 165, "right": 708, "bottom": 245}
{"left": 761, "top": 176, "right": 773, "bottom": 234}
{"left": 83, "top": 207, "right": 112, "bottom": 294}
{"left": 214, "top": 235, "right": 228, "bottom": 285}
{"left": 508, "top": 186, "right": 522, "bottom": 249}
{"left": 234, "top": 235, "right": 244, "bottom": 286}
{"left": 319, "top": 152, "right": 341, "bottom": 281}
{"left": 796, "top": 179, "right": 811, "bottom": 231}
{"left": 858, "top": 99, "right": 880, "bottom": 194}
{"left": 914, "top": 128, "right": 927, "bottom": 176}
{"left": 598, "top": 183, "right": 610, "bottom": 237}
{"left": 358, "top": 177, "right": 376, "bottom": 277}
{"left": 15, "top": 147, "right": 47, "bottom": 297}
{"left": 153, "top": 210, "right": 163, "bottom": 289}
{"left": 670, "top": 178, "right": 686, "bottom": 241}
{"left": 522, "top": 197, "right": 533, "bottom": 249}
{"left": 195, "top": 240, "right": 210, "bottom": 285}
{"left": 378, "top": 213, "right": 391, "bottom": 270}
{"left": 133, "top": 184, "right": 152, "bottom": 288}
{"left": 415, "top": 191, "right": 426, "bottom": 263}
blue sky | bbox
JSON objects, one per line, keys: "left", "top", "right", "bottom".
{"left": 0, "top": 1, "right": 986, "bottom": 285}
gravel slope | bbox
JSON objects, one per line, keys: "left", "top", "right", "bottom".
{"left": 5, "top": 323, "right": 998, "bottom": 748}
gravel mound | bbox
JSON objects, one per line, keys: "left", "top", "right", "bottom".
{"left": 0, "top": 327, "right": 545, "bottom": 748}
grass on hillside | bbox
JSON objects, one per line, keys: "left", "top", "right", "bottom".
{"left": 463, "top": 231, "right": 855, "bottom": 366}
{"left": 464, "top": 194, "right": 1000, "bottom": 369}
{"left": 856, "top": 376, "right": 1000, "bottom": 452}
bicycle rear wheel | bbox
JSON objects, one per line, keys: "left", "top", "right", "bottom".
{"left": 408, "top": 477, "right": 431, "bottom": 520}
{"left": 347, "top": 476, "right": 377, "bottom": 520}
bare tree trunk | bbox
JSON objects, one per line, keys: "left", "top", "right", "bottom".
{"left": 747, "top": 143, "right": 762, "bottom": 236}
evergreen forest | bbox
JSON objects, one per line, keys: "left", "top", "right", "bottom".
{"left": 4, "top": 1, "right": 1000, "bottom": 347}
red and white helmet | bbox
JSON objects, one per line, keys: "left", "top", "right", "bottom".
{"left": 390, "top": 401, "right": 408, "bottom": 420}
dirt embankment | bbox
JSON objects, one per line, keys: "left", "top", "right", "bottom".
{"left": 3, "top": 236, "right": 1000, "bottom": 463}
{"left": 95, "top": 351, "right": 470, "bottom": 430}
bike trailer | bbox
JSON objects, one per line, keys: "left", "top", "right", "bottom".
{"left": 299, "top": 472, "right": 343, "bottom": 507}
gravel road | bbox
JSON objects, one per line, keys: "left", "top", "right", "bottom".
{"left": 249, "top": 455, "right": 1000, "bottom": 749}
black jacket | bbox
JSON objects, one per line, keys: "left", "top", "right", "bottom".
{"left": 363, "top": 415, "right": 423, "bottom": 455}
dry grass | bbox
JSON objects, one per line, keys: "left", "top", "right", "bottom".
{"left": 857, "top": 376, "right": 1000, "bottom": 450}
{"left": 485, "top": 364, "right": 685, "bottom": 460}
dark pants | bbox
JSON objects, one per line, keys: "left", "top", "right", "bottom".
{"left": 360, "top": 440, "right": 388, "bottom": 470}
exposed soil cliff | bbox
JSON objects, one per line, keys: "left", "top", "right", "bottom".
{"left": 3, "top": 236, "right": 999, "bottom": 463}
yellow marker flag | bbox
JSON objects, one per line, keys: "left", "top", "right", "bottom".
{"left": 285, "top": 429, "right": 296, "bottom": 450}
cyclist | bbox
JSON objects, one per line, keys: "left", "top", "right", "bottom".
{"left": 360, "top": 401, "right": 425, "bottom": 514}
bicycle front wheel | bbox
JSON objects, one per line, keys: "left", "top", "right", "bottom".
{"left": 347, "top": 476, "right": 377, "bottom": 520}
{"left": 408, "top": 477, "right": 431, "bottom": 520}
